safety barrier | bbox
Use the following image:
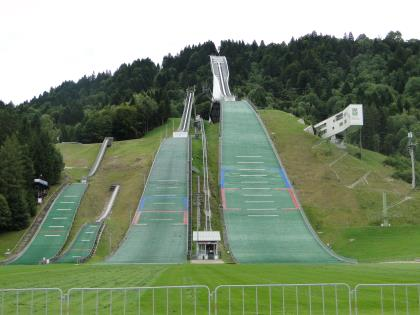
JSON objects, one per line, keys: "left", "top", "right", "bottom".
{"left": 0, "top": 288, "right": 63, "bottom": 315}
{"left": 214, "top": 283, "right": 352, "bottom": 315}
{"left": 67, "top": 285, "right": 211, "bottom": 315}
{"left": 355, "top": 283, "right": 420, "bottom": 315}
{"left": 3, "top": 283, "right": 420, "bottom": 314}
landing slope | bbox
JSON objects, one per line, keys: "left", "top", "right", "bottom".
{"left": 56, "top": 223, "right": 102, "bottom": 263}
{"left": 107, "top": 137, "right": 189, "bottom": 263}
{"left": 11, "top": 183, "right": 87, "bottom": 265}
{"left": 220, "top": 100, "right": 346, "bottom": 263}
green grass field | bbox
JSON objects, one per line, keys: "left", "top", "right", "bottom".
{"left": 0, "top": 263, "right": 419, "bottom": 291}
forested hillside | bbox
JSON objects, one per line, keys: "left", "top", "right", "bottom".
{"left": 1, "top": 31, "right": 420, "bottom": 232}
{"left": 14, "top": 32, "right": 420, "bottom": 158}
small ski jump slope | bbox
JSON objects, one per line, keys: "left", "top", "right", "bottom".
{"left": 220, "top": 100, "right": 354, "bottom": 263}
{"left": 88, "top": 137, "right": 112, "bottom": 177}
{"left": 107, "top": 137, "right": 189, "bottom": 264}
{"left": 55, "top": 223, "right": 102, "bottom": 263}
{"left": 56, "top": 185, "right": 119, "bottom": 264}
{"left": 10, "top": 183, "right": 87, "bottom": 265}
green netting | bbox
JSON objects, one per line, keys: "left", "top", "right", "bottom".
{"left": 11, "top": 183, "right": 87, "bottom": 265}
{"left": 56, "top": 222, "right": 102, "bottom": 263}
{"left": 107, "top": 137, "right": 188, "bottom": 264}
{"left": 220, "top": 100, "right": 339, "bottom": 263}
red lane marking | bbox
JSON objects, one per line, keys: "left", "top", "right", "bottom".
{"left": 288, "top": 189, "right": 300, "bottom": 209}
{"left": 183, "top": 212, "right": 188, "bottom": 224}
{"left": 132, "top": 212, "right": 141, "bottom": 224}
{"left": 221, "top": 189, "right": 227, "bottom": 209}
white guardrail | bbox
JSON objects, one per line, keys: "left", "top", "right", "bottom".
{"left": 3, "top": 283, "right": 420, "bottom": 314}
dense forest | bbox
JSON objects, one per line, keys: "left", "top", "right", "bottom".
{"left": 1, "top": 31, "right": 420, "bottom": 231}
{"left": 0, "top": 101, "right": 63, "bottom": 231}
{"left": 16, "top": 32, "right": 420, "bottom": 156}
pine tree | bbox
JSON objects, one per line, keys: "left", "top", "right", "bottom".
{"left": 0, "top": 135, "right": 31, "bottom": 229}
{"left": 0, "top": 194, "right": 11, "bottom": 231}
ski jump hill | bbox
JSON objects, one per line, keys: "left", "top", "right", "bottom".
{"left": 107, "top": 89, "right": 194, "bottom": 264}
{"left": 211, "top": 56, "right": 354, "bottom": 263}
{"left": 7, "top": 137, "right": 114, "bottom": 265}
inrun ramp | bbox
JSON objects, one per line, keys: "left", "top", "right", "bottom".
{"left": 220, "top": 100, "right": 352, "bottom": 263}
{"left": 11, "top": 183, "right": 87, "bottom": 265}
{"left": 55, "top": 223, "right": 102, "bottom": 263}
{"left": 107, "top": 137, "right": 189, "bottom": 263}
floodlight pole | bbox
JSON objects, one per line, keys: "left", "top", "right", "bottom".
{"left": 408, "top": 132, "right": 416, "bottom": 189}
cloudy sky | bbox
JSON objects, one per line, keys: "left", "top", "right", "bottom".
{"left": 1, "top": 0, "right": 419, "bottom": 104}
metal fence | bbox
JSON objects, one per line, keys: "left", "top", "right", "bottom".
{"left": 214, "top": 283, "right": 352, "bottom": 315}
{"left": 4, "top": 283, "right": 420, "bottom": 315}
{"left": 355, "top": 284, "right": 420, "bottom": 315}
{"left": 0, "top": 288, "right": 63, "bottom": 315}
{"left": 67, "top": 285, "right": 211, "bottom": 315}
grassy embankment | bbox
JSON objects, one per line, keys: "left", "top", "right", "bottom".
{"left": 260, "top": 109, "right": 420, "bottom": 262}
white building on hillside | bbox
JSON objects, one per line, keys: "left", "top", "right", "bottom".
{"left": 313, "top": 104, "right": 363, "bottom": 140}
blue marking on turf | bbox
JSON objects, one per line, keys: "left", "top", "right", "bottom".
{"left": 183, "top": 197, "right": 188, "bottom": 210}
{"left": 220, "top": 169, "right": 225, "bottom": 188}
{"left": 137, "top": 197, "right": 146, "bottom": 211}
{"left": 279, "top": 168, "right": 291, "bottom": 188}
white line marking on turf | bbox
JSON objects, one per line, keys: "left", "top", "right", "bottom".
{"left": 48, "top": 226, "right": 64, "bottom": 228}
{"left": 57, "top": 209, "right": 71, "bottom": 211}
{"left": 45, "top": 234, "right": 61, "bottom": 237}
{"left": 72, "top": 256, "right": 82, "bottom": 258}
{"left": 53, "top": 217, "right": 67, "bottom": 220}
{"left": 247, "top": 208, "right": 277, "bottom": 211}
{"left": 64, "top": 195, "right": 78, "bottom": 197}
{"left": 247, "top": 214, "right": 279, "bottom": 217}
{"left": 242, "top": 188, "right": 271, "bottom": 190}
{"left": 150, "top": 218, "right": 174, "bottom": 221}
{"left": 239, "top": 175, "right": 267, "bottom": 177}
{"left": 81, "top": 240, "right": 90, "bottom": 242}
{"left": 237, "top": 162, "right": 264, "bottom": 164}
{"left": 156, "top": 180, "right": 178, "bottom": 182}
{"left": 243, "top": 194, "right": 273, "bottom": 197}
{"left": 236, "top": 155, "right": 262, "bottom": 158}
{"left": 241, "top": 181, "right": 268, "bottom": 184}
{"left": 85, "top": 231, "right": 94, "bottom": 234}
{"left": 60, "top": 201, "right": 75, "bottom": 204}
{"left": 245, "top": 201, "right": 275, "bottom": 203}
{"left": 135, "top": 223, "right": 148, "bottom": 226}
{"left": 239, "top": 169, "right": 265, "bottom": 171}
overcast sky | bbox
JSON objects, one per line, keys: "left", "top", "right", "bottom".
{"left": 1, "top": 0, "right": 419, "bottom": 104}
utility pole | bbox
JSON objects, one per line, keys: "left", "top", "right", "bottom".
{"left": 196, "top": 176, "right": 201, "bottom": 230}
{"left": 408, "top": 132, "right": 416, "bottom": 189}
{"left": 382, "top": 192, "right": 390, "bottom": 227}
